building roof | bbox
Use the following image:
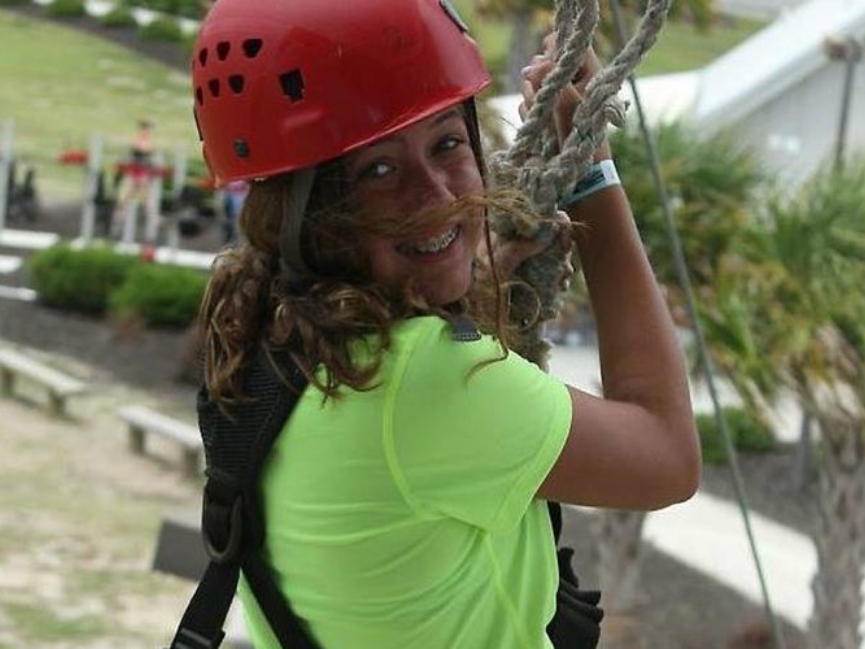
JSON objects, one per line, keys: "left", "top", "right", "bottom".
{"left": 692, "top": 0, "right": 865, "bottom": 127}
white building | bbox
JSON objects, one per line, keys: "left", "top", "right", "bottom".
{"left": 690, "top": 0, "right": 865, "bottom": 186}
{"left": 489, "top": 0, "right": 865, "bottom": 188}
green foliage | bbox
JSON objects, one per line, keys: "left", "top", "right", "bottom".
{"left": 109, "top": 264, "right": 207, "bottom": 328}
{"left": 763, "top": 158, "right": 865, "bottom": 310}
{"left": 754, "top": 157, "right": 865, "bottom": 387}
{"left": 696, "top": 407, "right": 776, "bottom": 464}
{"left": 692, "top": 158, "right": 865, "bottom": 428}
{"left": 0, "top": 0, "right": 32, "bottom": 6}
{"left": 28, "top": 245, "right": 207, "bottom": 328}
{"left": 637, "top": 16, "right": 767, "bottom": 76}
{"left": 101, "top": 6, "right": 138, "bottom": 29}
{"left": 29, "top": 245, "right": 141, "bottom": 314}
{"left": 138, "top": 16, "right": 184, "bottom": 42}
{"left": 611, "top": 121, "right": 764, "bottom": 288}
{"left": 46, "top": 0, "right": 87, "bottom": 18}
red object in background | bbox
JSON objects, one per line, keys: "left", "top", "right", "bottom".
{"left": 58, "top": 149, "right": 89, "bottom": 166}
{"left": 140, "top": 245, "right": 157, "bottom": 263}
{"left": 114, "top": 161, "right": 173, "bottom": 180}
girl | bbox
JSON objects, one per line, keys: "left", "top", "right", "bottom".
{"left": 191, "top": 0, "right": 700, "bottom": 646}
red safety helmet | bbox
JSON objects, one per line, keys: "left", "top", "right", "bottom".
{"left": 192, "top": 0, "right": 492, "bottom": 186}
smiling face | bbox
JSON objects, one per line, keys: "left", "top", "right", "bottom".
{"left": 343, "top": 107, "right": 485, "bottom": 306}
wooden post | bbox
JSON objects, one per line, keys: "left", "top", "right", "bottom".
{"left": 129, "top": 425, "right": 145, "bottom": 454}
{"left": 121, "top": 197, "right": 138, "bottom": 245}
{"left": 0, "top": 119, "right": 15, "bottom": 233}
{"left": 144, "top": 151, "right": 165, "bottom": 244}
{"left": 79, "top": 134, "right": 103, "bottom": 243}
{"left": 166, "top": 147, "right": 187, "bottom": 254}
{"left": 0, "top": 367, "right": 13, "bottom": 396}
{"left": 48, "top": 392, "right": 65, "bottom": 418}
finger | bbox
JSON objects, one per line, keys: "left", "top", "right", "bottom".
{"left": 521, "top": 77, "right": 536, "bottom": 102}
{"left": 543, "top": 33, "right": 557, "bottom": 56}
{"left": 520, "top": 78, "right": 536, "bottom": 118}
{"left": 521, "top": 59, "right": 553, "bottom": 90}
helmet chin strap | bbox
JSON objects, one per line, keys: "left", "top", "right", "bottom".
{"left": 278, "top": 167, "right": 317, "bottom": 286}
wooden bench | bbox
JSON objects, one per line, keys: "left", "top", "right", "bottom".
{"left": 0, "top": 348, "right": 88, "bottom": 416}
{"left": 152, "top": 508, "right": 209, "bottom": 581}
{"left": 117, "top": 405, "right": 202, "bottom": 478}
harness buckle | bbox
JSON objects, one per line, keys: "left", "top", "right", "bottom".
{"left": 201, "top": 488, "right": 244, "bottom": 563}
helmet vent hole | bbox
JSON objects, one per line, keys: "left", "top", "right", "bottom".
{"left": 195, "top": 87, "right": 204, "bottom": 105}
{"left": 216, "top": 41, "right": 231, "bottom": 61}
{"left": 228, "top": 75, "right": 245, "bottom": 94}
{"left": 279, "top": 69, "right": 305, "bottom": 101}
{"left": 243, "top": 39, "right": 263, "bottom": 59}
{"left": 208, "top": 79, "right": 221, "bottom": 98}
{"left": 198, "top": 48, "right": 208, "bottom": 67}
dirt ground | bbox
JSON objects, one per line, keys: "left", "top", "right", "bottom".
{"left": 0, "top": 354, "right": 199, "bottom": 648}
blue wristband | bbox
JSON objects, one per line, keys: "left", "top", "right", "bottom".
{"left": 559, "top": 159, "right": 621, "bottom": 207}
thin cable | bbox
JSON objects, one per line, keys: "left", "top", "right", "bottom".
{"left": 606, "top": 1, "right": 788, "bottom": 647}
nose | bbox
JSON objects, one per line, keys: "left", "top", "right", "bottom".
{"left": 403, "top": 157, "right": 455, "bottom": 213}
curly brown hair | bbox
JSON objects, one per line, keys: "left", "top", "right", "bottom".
{"left": 198, "top": 108, "right": 542, "bottom": 405}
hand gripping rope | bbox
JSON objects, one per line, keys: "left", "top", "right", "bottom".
{"left": 487, "top": 0, "right": 671, "bottom": 368}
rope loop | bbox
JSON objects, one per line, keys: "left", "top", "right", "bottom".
{"left": 487, "top": 0, "right": 672, "bottom": 366}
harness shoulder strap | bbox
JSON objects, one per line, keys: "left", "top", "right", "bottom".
{"left": 169, "top": 347, "right": 316, "bottom": 649}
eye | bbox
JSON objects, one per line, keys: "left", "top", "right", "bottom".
{"left": 358, "top": 160, "right": 393, "bottom": 181}
{"left": 435, "top": 135, "right": 465, "bottom": 153}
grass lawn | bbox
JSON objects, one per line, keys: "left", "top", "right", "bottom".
{"left": 0, "top": 9, "right": 199, "bottom": 202}
{"left": 453, "top": 0, "right": 767, "bottom": 80}
{"left": 640, "top": 16, "right": 768, "bottom": 76}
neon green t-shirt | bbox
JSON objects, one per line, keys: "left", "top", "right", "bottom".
{"left": 240, "top": 316, "right": 572, "bottom": 648}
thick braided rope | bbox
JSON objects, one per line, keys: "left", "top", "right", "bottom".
{"left": 502, "top": 2, "right": 597, "bottom": 170}
{"left": 544, "top": 0, "right": 671, "bottom": 211}
{"left": 487, "top": 0, "right": 671, "bottom": 367}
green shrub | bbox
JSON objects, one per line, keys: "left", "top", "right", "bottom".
{"left": 175, "top": 0, "right": 205, "bottom": 19}
{"left": 138, "top": 16, "right": 184, "bottom": 42}
{"left": 101, "top": 6, "right": 138, "bottom": 29}
{"left": 696, "top": 407, "right": 776, "bottom": 464}
{"left": 46, "top": 0, "right": 87, "bottom": 18}
{"left": 109, "top": 264, "right": 207, "bottom": 327}
{"left": 29, "top": 245, "right": 141, "bottom": 314}
{"left": 0, "top": 0, "right": 32, "bottom": 7}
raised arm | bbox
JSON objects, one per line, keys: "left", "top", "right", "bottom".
{"left": 526, "top": 46, "right": 700, "bottom": 510}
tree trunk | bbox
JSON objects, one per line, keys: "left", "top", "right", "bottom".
{"left": 592, "top": 509, "right": 648, "bottom": 612}
{"left": 808, "top": 411, "right": 865, "bottom": 649}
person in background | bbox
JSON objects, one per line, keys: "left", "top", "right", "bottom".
{"left": 191, "top": 0, "right": 700, "bottom": 646}
{"left": 112, "top": 119, "right": 155, "bottom": 238}
{"left": 221, "top": 178, "right": 248, "bottom": 245}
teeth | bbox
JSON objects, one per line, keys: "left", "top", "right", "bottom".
{"left": 412, "top": 226, "right": 459, "bottom": 254}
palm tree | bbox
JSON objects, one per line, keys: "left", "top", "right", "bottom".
{"left": 701, "top": 159, "right": 865, "bottom": 649}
